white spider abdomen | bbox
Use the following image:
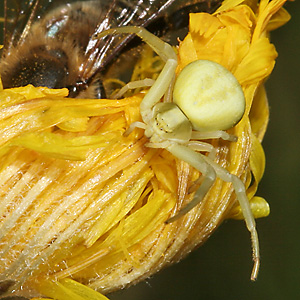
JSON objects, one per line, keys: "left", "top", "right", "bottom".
{"left": 173, "top": 60, "right": 245, "bottom": 132}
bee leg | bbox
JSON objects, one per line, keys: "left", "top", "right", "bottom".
{"left": 94, "top": 78, "right": 107, "bottom": 99}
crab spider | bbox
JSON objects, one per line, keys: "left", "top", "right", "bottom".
{"left": 97, "top": 26, "right": 260, "bottom": 280}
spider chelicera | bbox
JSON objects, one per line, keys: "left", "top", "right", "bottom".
{"left": 97, "top": 26, "right": 260, "bottom": 280}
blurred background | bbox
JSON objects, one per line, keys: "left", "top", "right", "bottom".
{"left": 0, "top": 1, "right": 299, "bottom": 299}
{"left": 109, "top": 1, "right": 300, "bottom": 299}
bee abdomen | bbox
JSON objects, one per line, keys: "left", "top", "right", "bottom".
{"left": 2, "top": 46, "right": 69, "bottom": 89}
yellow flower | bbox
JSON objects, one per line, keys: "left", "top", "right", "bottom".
{"left": 0, "top": 0, "right": 290, "bottom": 299}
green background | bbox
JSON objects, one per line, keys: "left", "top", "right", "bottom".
{"left": 110, "top": 1, "right": 300, "bottom": 299}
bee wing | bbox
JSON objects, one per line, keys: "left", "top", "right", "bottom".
{"left": 80, "top": 0, "right": 222, "bottom": 84}
{"left": 3, "top": 0, "right": 54, "bottom": 51}
{"left": 3, "top": 0, "right": 33, "bottom": 50}
{"left": 80, "top": 0, "right": 179, "bottom": 82}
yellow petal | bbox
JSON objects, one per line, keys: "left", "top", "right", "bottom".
{"left": 247, "top": 133, "right": 266, "bottom": 200}
{"left": 249, "top": 84, "right": 269, "bottom": 141}
{"left": 252, "top": 0, "right": 290, "bottom": 41}
{"left": 214, "top": 0, "right": 246, "bottom": 14}
{"left": 228, "top": 196, "right": 270, "bottom": 220}
{"left": 234, "top": 37, "right": 277, "bottom": 85}
{"left": 57, "top": 117, "right": 90, "bottom": 132}
{"left": 266, "top": 7, "right": 291, "bottom": 31}
{"left": 9, "top": 131, "right": 121, "bottom": 161}
{"left": 38, "top": 279, "right": 109, "bottom": 300}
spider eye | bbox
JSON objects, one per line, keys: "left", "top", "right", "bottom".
{"left": 173, "top": 60, "right": 246, "bottom": 132}
{"left": 151, "top": 103, "right": 192, "bottom": 143}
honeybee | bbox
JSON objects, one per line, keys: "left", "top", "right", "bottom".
{"left": 0, "top": 0, "right": 222, "bottom": 99}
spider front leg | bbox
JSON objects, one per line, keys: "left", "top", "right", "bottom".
{"left": 113, "top": 78, "right": 155, "bottom": 99}
{"left": 191, "top": 130, "right": 238, "bottom": 142}
{"left": 97, "top": 26, "right": 178, "bottom": 123}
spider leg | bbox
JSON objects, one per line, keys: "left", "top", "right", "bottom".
{"left": 191, "top": 130, "right": 237, "bottom": 142}
{"left": 202, "top": 155, "right": 260, "bottom": 281}
{"left": 187, "top": 141, "right": 216, "bottom": 159}
{"left": 164, "top": 73, "right": 176, "bottom": 103}
{"left": 123, "top": 121, "right": 147, "bottom": 136}
{"left": 140, "top": 55, "right": 177, "bottom": 123}
{"left": 165, "top": 144, "right": 216, "bottom": 223}
{"left": 97, "top": 26, "right": 178, "bottom": 123}
{"left": 185, "top": 141, "right": 216, "bottom": 193}
{"left": 146, "top": 141, "right": 172, "bottom": 149}
{"left": 113, "top": 78, "right": 155, "bottom": 99}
